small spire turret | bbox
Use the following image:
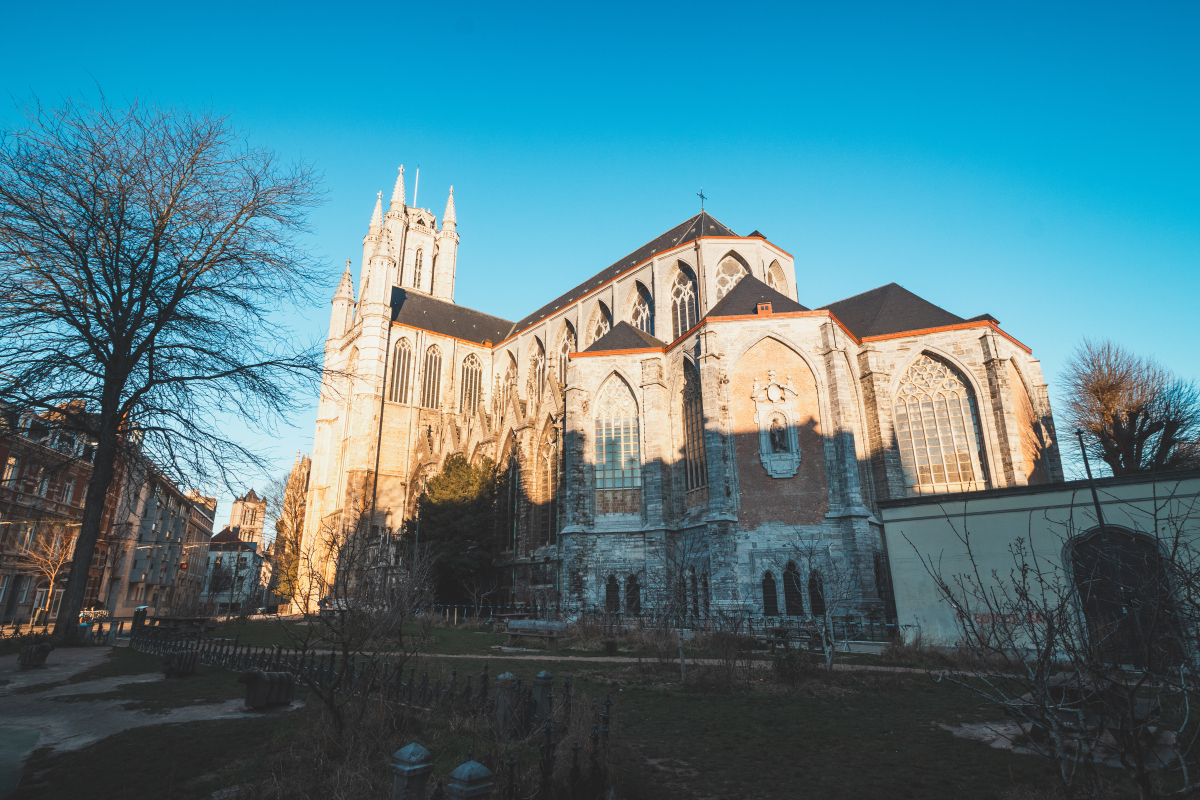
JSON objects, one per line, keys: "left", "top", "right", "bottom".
{"left": 369, "top": 191, "right": 383, "bottom": 232}
{"left": 334, "top": 259, "right": 355, "bottom": 300}
{"left": 443, "top": 186, "right": 456, "bottom": 228}
{"left": 390, "top": 166, "right": 406, "bottom": 211}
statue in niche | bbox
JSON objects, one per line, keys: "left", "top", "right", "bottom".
{"left": 770, "top": 416, "right": 789, "bottom": 453}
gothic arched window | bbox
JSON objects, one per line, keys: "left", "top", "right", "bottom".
{"left": 558, "top": 322, "right": 576, "bottom": 387}
{"left": 809, "top": 570, "right": 826, "bottom": 618}
{"left": 420, "top": 344, "right": 442, "bottom": 408}
{"left": 783, "top": 561, "right": 804, "bottom": 616}
{"left": 714, "top": 257, "right": 747, "bottom": 300}
{"left": 631, "top": 282, "right": 654, "bottom": 337}
{"left": 460, "top": 353, "right": 482, "bottom": 413}
{"left": 594, "top": 379, "right": 641, "bottom": 490}
{"left": 689, "top": 565, "right": 699, "bottom": 618}
{"left": 413, "top": 249, "right": 424, "bottom": 288}
{"left": 671, "top": 266, "right": 698, "bottom": 341}
{"left": 539, "top": 445, "right": 558, "bottom": 545}
{"left": 589, "top": 302, "right": 612, "bottom": 346}
{"left": 894, "top": 354, "right": 988, "bottom": 494}
{"left": 389, "top": 338, "right": 413, "bottom": 403}
{"left": 499, "top": 355, "right": 517, "bottom": 417}
{"left": 767, "top": 260, "right": 787, "bottom": 295}
{"left": 682, "top": 360, "right": 707, "bottom": 492}
{"left": 762, "top": 571, "right": 779, "bottom": 616}
{"left": 605, "top": 574, "right": 621, "bottom": 614}
{"left": 701, "top": 569, "right": 710, "bottom": 618}
{"left": 530, "top": 339, "right": 546, "bottom": 399}
{"left": 626, "top": 574, "right": 641, "bottom": 614}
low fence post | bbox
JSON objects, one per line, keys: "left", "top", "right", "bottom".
{"left": 532, "top": 670, "right": 553, "bottom": 723}
{"left": 445, "top": 759, "right": 493, "bottom": 800}
{"left": 390, "top": 742, "right": 434, "bottom": 800}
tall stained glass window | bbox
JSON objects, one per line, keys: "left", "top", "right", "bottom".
{"left": 420, "top": 345, "right": 442, "bottom": 409}
{"left": 594, "top": 379, "right": 641, "bottom": 490}
{"left": 894, "top": 354, "right": 988, "bottom": 493}
{"left": 671, "top": 267, "right": 698, "bottom": 340}
{"left": 460, "top": 353, "right": 482, "bottom": 413}
{"left": 682, "top": 361, "right": 707, "bottom": 491}
{"left": 389, "top": 339, "right": 412, "bottom": 403}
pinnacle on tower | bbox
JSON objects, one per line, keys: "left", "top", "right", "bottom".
{"left": 369, "top": 191, "right": 383, "bottom": 232}
{"left": 443, "top": 186, "right": 456, "bottom": 226}
{"left": 390, "top": 166, "right": 406, "bottom": 210}
{"left": 334, "top": 259, "right": 355, "bottom": 300}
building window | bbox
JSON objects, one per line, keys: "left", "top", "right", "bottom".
{"left": 594, "top": 379, "right": 641, "bottom": 490}
{"left": 894, "top": 354, "right": 988, "bottom": 494}
{"left": 589, "top": 302, "right": 612, "bottom": 346}
{"left": 762, "top": 571, "right": 779, "bottom": 616}
{"left": 701, "top": 570, "right": 710, "bottom": 618}
{"left": 35, "top": 469, "right": 50, "bottom": 498}
{"left": 499, "top": 355, "right": 517, "bottom": 416}
{"left": 631, "top": 282, "right": 654, "bottom": 336}
{"left": 460, "top": 353, "right": 482, "bottom": 413}
{"left": 605, "top": 574, "right": 620, "bottom": 614}
{"left": 539, "top": 449, "right": 557, "bottom": 545}
{"left": 783, "top": 561, "right": 804, "bottom": 616}
{"left": 767, "top": 260, "right": 787, "bottom": 294}
{"left": 671, "top": 266, "right": 698, "bottom": 340}
{"left": 2, "top": 456, "right": 19, "bottom": 488}
{"left": 809, "top": 570, "right": 826, "bottom": 618}
{"left": 558, "top": 322, "right": 576, "bottom": 387}
{"left": 530, "top": 339, "right": 546, "bottom": 399}
{"left": 60, "top": 477, "right": 74, "bottom": 504}
{"left": 682, "top": 361, "right": 707, "bottom": 492}
{"left": 420, "top": 345, "right": 442, "bottom": 408}
{"left": 413, "top": 249, "right": 424, "bottom": 288}
{"left": 389, "top": 339, "right": 413, "bottom": 403}
{"left": 714, "top": 258, "right": 747, "bottom": 301}
{"left": 625, "top": 574, "right": 641, "bottom": 614}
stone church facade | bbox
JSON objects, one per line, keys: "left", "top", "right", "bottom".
{"left": 298, "top": 165, "right": 1064, "bottom": 618}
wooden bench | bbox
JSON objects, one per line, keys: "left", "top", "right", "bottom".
{"left": 504, "top": 620, "right": 568, "bottom": 650}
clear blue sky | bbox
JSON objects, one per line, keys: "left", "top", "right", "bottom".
{"left": 4, "top": 1, "right": 1197, "bottom": 523}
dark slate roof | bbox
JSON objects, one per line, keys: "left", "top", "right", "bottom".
{"left": 747, "top": 230, "right": 767, "bottom": 239}
{"left": 583, "top": 321, "right": 667, "bottom": 353}
{"left": 707, "top": 275, "right": 809, "bottom": 318}
{"left": 509, "top": 212, "right": 738, "bottom": 335}
{"left": 817, "top": 283, "right": 963, "bottom": 339}
{"left": 390, "top": 287, "right": 515, "bottom": 345}
{"left": 210, "top": 527, "right": 238, "bottom": 543}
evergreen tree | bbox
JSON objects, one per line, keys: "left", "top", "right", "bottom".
{"left": 410, "top": 455, "right": 498, "bottom": 602}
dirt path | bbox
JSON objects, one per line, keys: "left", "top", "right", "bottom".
{"left": 423, "top": 650, "right": 932, "bottom": 674}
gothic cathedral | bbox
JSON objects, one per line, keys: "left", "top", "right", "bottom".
{"left": 298, "top": 165, "right": 1064, "bottom": 618}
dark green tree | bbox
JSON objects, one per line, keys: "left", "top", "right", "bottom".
{"left": 410, "top": 455, "right": 499, "bottom": 602}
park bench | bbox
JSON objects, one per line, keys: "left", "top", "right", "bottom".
{"left": 504, "top": 619, "right": 568, "bottom": 650}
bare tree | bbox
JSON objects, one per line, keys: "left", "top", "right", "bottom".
{"left": 461, "top": 573, "right": 499, "bottom": 619}
{"left": 12, "top": 520, "right": 76, "bottom": 622}
{"left": 913, "top": 483, "right": 1200, "bottom": 799}
{"left": 1063, "top": 339, "right": 1200, "bottom": 476}
{"left": 774, "top": 538, "right": 862, "bottom": 671}
{"left": 0, "top": 94, "right": 324, "bottom": 642}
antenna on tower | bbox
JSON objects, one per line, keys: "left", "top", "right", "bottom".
{"left": 413, "top": 166, "right": 420, "bottom": 209}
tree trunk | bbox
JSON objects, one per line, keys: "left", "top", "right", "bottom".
{"left": 53, "top": 412, "right": 122, "bottom": 645}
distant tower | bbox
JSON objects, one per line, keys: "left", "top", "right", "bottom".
{"left": 228, "top": 489, "right": 267, "bottom": 548}
{"left": 433, "top": 186, "right": 458, "bottom": 302}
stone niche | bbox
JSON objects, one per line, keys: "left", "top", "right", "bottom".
{"left": 751, "top": 370, "right": 802, "bottom": 478}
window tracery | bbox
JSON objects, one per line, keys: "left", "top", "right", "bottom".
{"left": 894, "top": 354, "right": 988, "bottom": 493}
{"left": 594, "top": 379, "right": 641, "bottom": 490}
{"left": 389, "top": 339, "right": 412, "bottom": 403}
{"left": 714, "top": 257, "right": 747, "bottom": 300}
{"left": 767, "top": 260, "right": 786, "bottom": 294}
{"left": 558, "top": 322, "right": 576, "bottom": 387}
{"left": 682, "top": 361, "right": 707, "bottom": 492}
{"left": 413, "top": 249, "right": 424, "bottom": 288}
{"left": 460, "top": 353, "right": 482, "bottom": 413}
{"left": 420, "top": 344, "right": 442, "bottom": 408}
{"left": 529, "top": 339, "right": 546, "bottom": 399}
{"left": 671, "top": 267, "right": 698, "bottom": 340}
{"left": 631, "top": 283, "right": 654, "bottom": 336}
{"left": 589, "top": 302, "right": 612, "bottom": 346}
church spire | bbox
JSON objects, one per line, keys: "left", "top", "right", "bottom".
{"left": 443, "top": 186, "right": 456, "bottom": 228}
{"left": 334, "top": 259, "right": 355, "bottom": 301}
{"left": 390, "top": 166, "right": 406, "bottom": 211}
{"left": 369, "top": 191, "right": 383, "bottom": 232}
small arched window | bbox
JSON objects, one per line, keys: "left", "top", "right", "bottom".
{"left": 460, "top": 353, "right": 482, "bottom": 413}
{"left": 413, "top": 249, "right": 424, "bottom": 288}
{"left": 539, "top": 445, "right": 557, "bottom": 545}
{"left": 783, "top": 561, "right": 804, "bottom": 616}
{"left": 809, "top": 570, "right": 826, "bottom": 618}
{"left": 605, "top": 574, "right": 621, "bottom": 614}
{"left": 530, "top": 339, "right": 546, "bottom": 399}
{"left": 767, "top": 260, "right": 787, "bottom": 295}
{"left": 594, "top": 379, "right": 641, "bottom": 490}
{"left": 420, "top": 344, "right": 442, "bottom": 408}
{"left": 589, "top": 302, "right": 612, "bottom": 345}
{"left": 714, "top": 257, "right": 747, "bottom": 300}
{"left": 682, "top": 361, "right": 707, "bottom": 492}
{"left": 700, "top": 570, "right": 710, "bottom": 618}
{"left": 631, "top": 282, "right": 654, "bottom": 337}
{"left": 626, "top": 574, "right": 641, "bottom": 614}
{"left": 689, "top": 565, "right": 699, "bottom": 618}
{"left": 499, "top": 354, "right": 517, "bottom": 416}
{"left": 894, "top": 354, "right": 988, "bottom": 494}
{"left": 389, "top": 338, "right": 413, "bottom": 403}
{"left": 671, "top": 266, "right": 698, "bottom": 340}
{"left": 558, "top": 321, "right": 576, "bottom": 387}
{"left": 762, "top": 571, "right": 779, "bottom": 616}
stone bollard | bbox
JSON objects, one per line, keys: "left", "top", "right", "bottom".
{"left": 390, "top": 742, "right": 433, "bottom": 800}
{"left": 495, "top": 672, "right": 518, "bottom": 739}
{"left": 106, "top": 620, "right": 122, "bottom": 646}
{"left": 532, "top": 670, "right": 553, "bottom": 723}
{"left": 446, "top": 760, "right": 493, "bottom": 800}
